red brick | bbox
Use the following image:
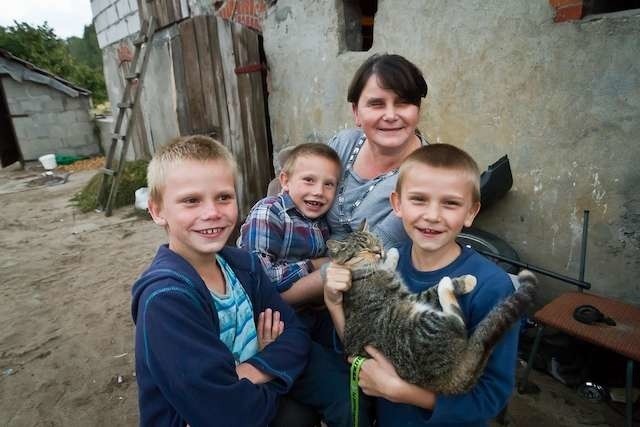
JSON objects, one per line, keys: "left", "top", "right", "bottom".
{"left": 549, "top": 0, "right": 582, "bottom": 8}
{"left": 554, "top": 3, "right": 583, "bottom": 21}
{"left": 215, "top": 0, "right": 266, "bottom": 32}
{"left": 117, "top": 43, "right": 133, "bottom": 64}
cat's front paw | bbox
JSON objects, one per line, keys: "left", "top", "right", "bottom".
{"left": 382, "top": 247, "right": 399, "bottom": 271}
{"left": 452, "top": 274, "right": 477, "bottom": 295}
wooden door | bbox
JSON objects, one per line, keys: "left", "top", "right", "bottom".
{"left": 172, "top": 16, "right": 273, "bottom": 219}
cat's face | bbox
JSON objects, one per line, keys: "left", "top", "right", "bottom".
{"left": 326, "top": 222, "right": 383, "bottom": 267}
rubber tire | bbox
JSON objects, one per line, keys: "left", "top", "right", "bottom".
{"left": 457, "top": 227, "right": 520, "bottom": 274}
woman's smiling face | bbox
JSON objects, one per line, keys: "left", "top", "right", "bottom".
{"left": 352, "top": 74, "right": 420, "bottom": 152}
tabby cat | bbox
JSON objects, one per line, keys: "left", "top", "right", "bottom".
{"left": 326, "top": 224, "right": 536, "bottom": 394}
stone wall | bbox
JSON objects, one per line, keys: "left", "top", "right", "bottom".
{"left": 262, "top": 0, "right": 640, "bottom": 304}
{"left": 2, "top": 77, "right": 99, "bottom": 160}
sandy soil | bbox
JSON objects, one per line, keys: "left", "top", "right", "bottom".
{"left": 0, "top": 165, "right": 627, "bottom": 426}
{"left": 0, "top": 166, "right": 164, "bottom": 426}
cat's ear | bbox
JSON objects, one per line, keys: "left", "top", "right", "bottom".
{"left": 358, "top": 219, "right": 369, "bottom": 232}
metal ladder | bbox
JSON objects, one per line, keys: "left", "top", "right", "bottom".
{"left": 97, "top": 17, "right": 156, "bottom": 216}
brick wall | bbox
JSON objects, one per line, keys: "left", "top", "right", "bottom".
{"left": 91, "top": 0, "right": 140, "bottom": 48}
{"left": 549, "top": 0, "right": 584, "bottom": 22}
{"left": 215, "top": 0, "right": 269, "bottom": 32}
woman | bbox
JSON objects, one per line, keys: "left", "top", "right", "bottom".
{"left": 327, "top": 53, "right": 429, "bottom": 249}
{"left": 271, "top": 54, "right": 430, "bottom": 427}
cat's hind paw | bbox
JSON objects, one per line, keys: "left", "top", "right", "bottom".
{"left": 382, "top": 247, "right": 399, "bottom": 271}
{"left": 452, "top": 274, "right": 477, "bottom": 295}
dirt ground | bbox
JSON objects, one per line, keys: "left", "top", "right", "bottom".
{"left": 0, "top": 164, "right": 629, "bottom": 426}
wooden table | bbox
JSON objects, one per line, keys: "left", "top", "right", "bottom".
{"left": 519, "top": 292, "right": 640, "bottom": 427}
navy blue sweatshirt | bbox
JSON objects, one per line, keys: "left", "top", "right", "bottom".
{"left": 375, "top": 243, "right": 519, "bottom": 426}
{"left": 132, "top": 245, "right": 310, "bottom": 427}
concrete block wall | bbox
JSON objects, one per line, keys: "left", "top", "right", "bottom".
{"left": 2, "top": 78, "right": 100, "bottom": 160}
{"left": 92, "top": 0, "right": 140, "bottom": 48}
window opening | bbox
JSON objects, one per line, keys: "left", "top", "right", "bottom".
{"left": 583, "top": 0, "right": 640, "bottom": 17}
{"left": 344, "top": 0, "right": 378, "bottom": 51}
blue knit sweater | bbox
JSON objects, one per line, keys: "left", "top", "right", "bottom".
{"left": 375, "top": 242, "right": 519, "bottom": 427}
{"left": 131, "top": 245, "right": 310, "bottom": 427}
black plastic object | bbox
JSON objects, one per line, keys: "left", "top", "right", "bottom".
{"left": 479, "top": 155, "right": 513, "bottom": 210}
{"left": 573, "top": 305, "right": 617, "bottom": 326}
{"left": 457, "top": 227, "right": 520, "bottom": 274}
{"left": 577, "top": 382, "right": 610, "bottom": 401}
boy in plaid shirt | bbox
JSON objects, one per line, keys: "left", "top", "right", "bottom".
{"left": 239, "top": 143, "right": 341, "bottom": 308}
{"left": 240, "top": 144, "right": 360, "bottom": 427}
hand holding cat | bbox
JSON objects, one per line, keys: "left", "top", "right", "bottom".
{"left": 350, "top": 346, "right": 402, "bottom": 400}
{"left": 323, "top": 262, "right": 352, "bottom": 306}
{"left": 351, "top": 346, "right": 437, "bottom": 409}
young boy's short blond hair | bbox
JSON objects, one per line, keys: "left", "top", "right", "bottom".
{"left": 280, "top": 143, "right": 342, "bottom": 177}
{"left": 396, "top": 144, "right": 481, "bottom": 203}
{"left": 147, "top": 135, "right": 237, "bottom": 204}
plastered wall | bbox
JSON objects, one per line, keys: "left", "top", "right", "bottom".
{"left": 262, "top": 0, "right": 640, "bottom": 304}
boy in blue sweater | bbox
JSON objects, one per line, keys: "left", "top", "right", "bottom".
{"left": 131, "top": 135, "right": 310, "bottom": 427}
{"left": 324, "top": 143, "right": 519, "bottom": 426}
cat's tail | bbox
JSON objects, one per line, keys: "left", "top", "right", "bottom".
{"left": 454, "top": 270, "right": 537, "bottom": 391}
{"left": 474, "top": 270, "right": 536, "bottom": 348}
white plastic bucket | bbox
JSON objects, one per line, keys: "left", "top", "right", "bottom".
{"left": 135, "top": 187, "right": 150, "bottom": 210}
{"left": 38, "top": 154, "right": 57, "bottom": 170}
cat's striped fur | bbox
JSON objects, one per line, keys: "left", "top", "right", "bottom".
{"left": 327, "top": 227, "right": 536, "bottom": 394}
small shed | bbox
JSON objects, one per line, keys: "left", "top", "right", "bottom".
{"left": 0, "top": 49, "right": 100, "bottom": 167}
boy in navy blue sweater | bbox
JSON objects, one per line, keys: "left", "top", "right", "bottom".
{"left": 325, "top": 144, "right": 519, "bottom": 426}
{"left": 131, "top": 135, "right": 310, "bottom": 426}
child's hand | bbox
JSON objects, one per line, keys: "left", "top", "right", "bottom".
{"left": 323, "top": 262, "right": 351, "bottom": 306}
{"left": 352, "top": 346, "right": 403, "bottom": 400}
{"left": 257, "top": 308, "right": 284, "bottom": 350}
{"left": 352, "top": 346, "right": 437, "bottom": 409}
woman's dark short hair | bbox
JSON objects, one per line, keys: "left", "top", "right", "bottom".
{"left": 347, "top": 54, "right": 428, "bottom": 107}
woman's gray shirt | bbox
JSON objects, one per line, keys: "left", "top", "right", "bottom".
{"left": 327, "top": 128, "right": 426, "bottom": 250}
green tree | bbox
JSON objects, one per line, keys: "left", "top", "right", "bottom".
{"left": 0, "top": 21, "right": 106, "bottom": 103}
{"left": 67, "top": 24, "right": 103, "bottom": 71}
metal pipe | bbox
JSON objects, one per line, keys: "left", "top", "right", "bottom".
{"left": 518, "top": 325, "right": 544, "bottom": 394}
{"left": 579, "top": 210, "right": 590, "bottom": 292}
{"left": 475, "top": 250, "right": 591, "bottom": 289}
{"left": 625, "top": 360, "right": 634, "bottom": 427}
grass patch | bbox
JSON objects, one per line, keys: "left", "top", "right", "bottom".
{"left": 71, "top": 160, "right": 149, "bottom": 213}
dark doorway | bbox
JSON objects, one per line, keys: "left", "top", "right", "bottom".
{"left": 0, "top": 79, "right": 22, "bottom": 167}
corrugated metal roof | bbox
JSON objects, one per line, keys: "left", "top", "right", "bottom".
{"left": 0, "top": 48, "right": 91, "bottom": 97}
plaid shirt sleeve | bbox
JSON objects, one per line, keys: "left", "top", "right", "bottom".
{"left": 239, "top": 202, "right": 312, "bottom": 293}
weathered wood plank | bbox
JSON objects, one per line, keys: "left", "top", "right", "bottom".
{"left": 164, "top": 0, "right": 176, "bottom": 26}
{"left": 179, "top": 18, "right": 207, "bottom": 133}
{"left": 173, "top": 0, "right": 184, "bottom": 20}
{"left": 231, "top": 23, "right": 272, "bottom": 207}
{"left": 155, "top": 0, "right": 169, "bottom": 28}
{"left": 170, "top": 30, "right": 190, "bottom": 134}
{"left": 217, "top": 18, "right": 251, "bottom": 216}
{"left": 193, "top": 16, "right": 220, "bottom": 134}
{"left": 136, "top": 0, "right": 150, "bottom": 25}
{"left": 207, "top": 16, "right": 231, "bottom": 146}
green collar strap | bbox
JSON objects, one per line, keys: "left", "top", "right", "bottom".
{"left": 350, "top": 356, "right": 367, "bottom": 427}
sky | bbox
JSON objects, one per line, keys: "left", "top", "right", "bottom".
{"left": 1, "top": 0, "right": 94, "bottom": 39}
